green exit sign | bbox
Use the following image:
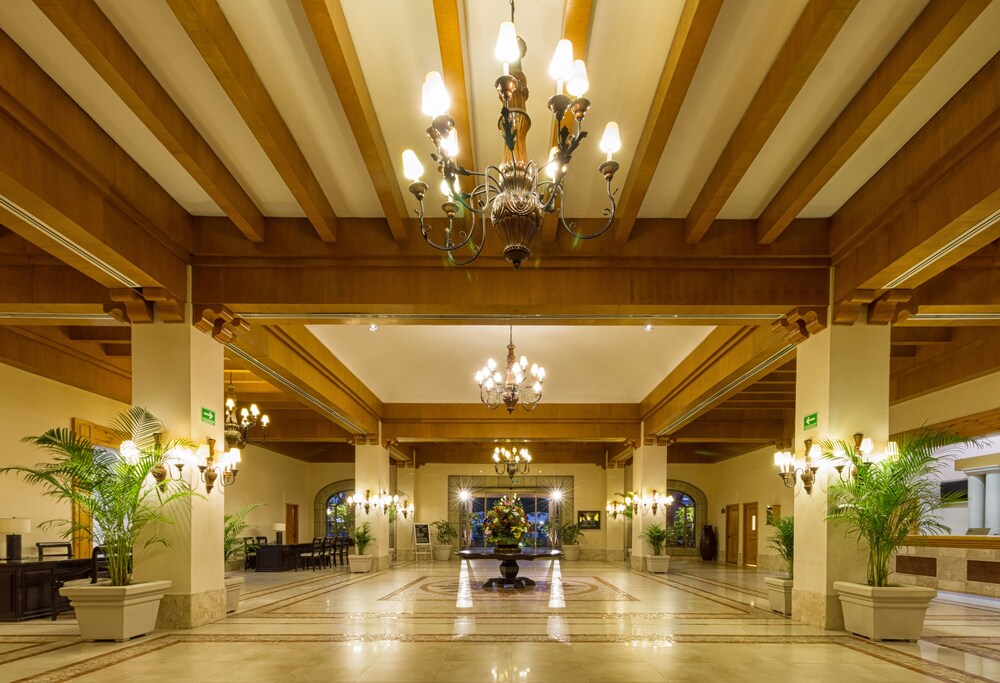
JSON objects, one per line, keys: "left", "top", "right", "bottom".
{"left": 803, "top": 412, "right": 818, "bottom": 431}
{"left": 201, "top": 407, "right": 216, "bottom": 426}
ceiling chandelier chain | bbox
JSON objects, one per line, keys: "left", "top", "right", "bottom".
{"left": 401, "top": 0, "right": 622, "bottom": 270}
{"left": 224, "top": 373, "right": 270, "bottom": 449}
{"left": 475, "top": 324, "right": 545, "bottom": 413}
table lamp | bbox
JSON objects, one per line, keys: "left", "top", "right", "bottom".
{"left": 0, "top": 518, "right": 32, "bottom": 561}
{"left": 272, "top": 523, "right": 286, "bottom": 545}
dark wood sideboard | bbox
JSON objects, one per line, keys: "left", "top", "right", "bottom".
{"left": 0, "top": 557, "right": 93, "bottom": 621}
{"left": 255, "top": 543, "right": 312, "bottom": 572}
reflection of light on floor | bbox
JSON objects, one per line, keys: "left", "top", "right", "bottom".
{"left": 546, "top": 615, "right": 568, "bottom": 640}
{"left": 548, "top": 559, "right": 565, "bottom": 609}
{"left": 457, "top": 559, "right": 474, "bottom": 608}
{"left": 491, "top": 666, "right": 530, "bottom": 681}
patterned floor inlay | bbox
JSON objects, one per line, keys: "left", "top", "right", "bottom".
{"left": 926, "top": 637, "right": 1000, "bottom": 662}
{"left": 0, "top": 636, "right": 84, "bottom": 666}
{"left": 377, "top": 575, "right": 638, "bottom": 602}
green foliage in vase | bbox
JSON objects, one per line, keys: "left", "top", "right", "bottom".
{"left": 432, "top": 520, "right": 458, "bottom": 545}
{"left": 821, "top": 427, "right": 973, "bottom": 587}
{"left": 351, "top": 522, "right": 375, "bottom": 555}
{"left": 224, "top": 503, "right": 265, "bottom": 562}
{"left": 3, "top": 407, "right": 198, "bottom": 586}
{"left": 558, "top": 522, "right": 584, "bottom": 546}
{"left": 640, "top": 522, "right": 672, "bottom": 556}
{"left": 766, "top": 515, "right": 794, "bottom": 578}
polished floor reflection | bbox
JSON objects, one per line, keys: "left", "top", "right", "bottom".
{"left": 1, "top": 559, "right": 1000, "bottom": 682}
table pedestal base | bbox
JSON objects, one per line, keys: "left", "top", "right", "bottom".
{"left": 482, "top": 558, "right": 536, "bottom": 589}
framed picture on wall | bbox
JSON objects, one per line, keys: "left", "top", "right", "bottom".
{"left": 578, "top": 511, "right": 601, "bottom": 529}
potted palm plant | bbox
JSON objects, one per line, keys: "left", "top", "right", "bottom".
{"left": 640, "top": 522, "right": 672, "bottom": 573}
{"left": 432, "top": 520, "right": 458, "bottom": 560}
{"left": 3, "top": 407, "right": 196, "bottom": 641}
{"left": 223, "top": 503, "right": 263, "bottom": 613}
{"left": 763, "top": 515, "right": 794, "bottom": 615}
{"left": 823, "top": 427, "right": 970, "bottom": 641}
{"left": 558, "top": 522, "right": 584, "bottom": 560}
{"left": 347, "top": 522, "right": 376, "bottom": 573}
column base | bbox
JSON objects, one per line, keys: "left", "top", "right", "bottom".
{"left": 630, "top": 554, "right": 644, "bottom": 571}
{"left": 156, "top": 587, "right": 226, "bottom": 629}
{"left": 792, "top": 587, "right": 845, "bottom": 631}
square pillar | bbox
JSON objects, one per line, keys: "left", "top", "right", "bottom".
{"left": 630, "top": 442, "right": 667, "bottom": 571}
{"left": 131, "top": 311, "right": 226, "bottom": 629}
{"left": 792, "top": 322, "right": 890, "bottom": 630}
{"left": 606, "top": 466, "right": 625, "bottom": 562}
{"left": 396, "top": 466, "right": 415, "bottom": 561}
{"left": 355, "top": 441, "right": 391, "bottom": 571}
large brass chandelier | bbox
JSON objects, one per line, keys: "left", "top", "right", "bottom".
{"left": 475, "top": 325, "right": 545, "bottom": 413}
{"left": 401, "top": 1, "right": 623, "bottom": 270}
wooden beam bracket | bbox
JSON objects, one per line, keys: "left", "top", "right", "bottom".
{"left": 771, "top": 306, "right": 827, "bottom": 343}
{"left": 193, "top": 304, "right": 250, "bottom": 343}
{"left": 103, "top": 288, "right": 153, "bottom": 324}
{"left": 868, "top": 289, "right": 918, "bottom": 325}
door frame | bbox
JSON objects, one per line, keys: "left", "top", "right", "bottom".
{"left": 284, "top": 504, "right": 299, "bottom": 545}
{"left": 724, "top": 504, "right": 739, "bottom": 564}
{"left": 742, "top": 501, "right": 759, "bottom": 567}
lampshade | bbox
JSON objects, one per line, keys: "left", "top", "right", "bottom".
{"left": 0, "top": 518, "right": 32, "bottom": 534}
{"left": 272, "top": 523, "right": 286, "bottom": 532}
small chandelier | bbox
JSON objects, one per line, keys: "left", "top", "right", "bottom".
{"left": 475, "top": 326, "right": 545, "bottom": 413}
{"left": 493, "top": 446, "right": 531, "bottom": 478}
{"left": 224, "top": 379, "right": 269, "bottom": 449}
{"left": 401, "top": 1, "right": 622, "bottom": 270}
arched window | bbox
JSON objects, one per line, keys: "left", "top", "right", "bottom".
{"left": 666, "top": 490, "right": 696, "bottom": 549}
{"left": 325, "top": 490, "right": 355, "bottom": 537}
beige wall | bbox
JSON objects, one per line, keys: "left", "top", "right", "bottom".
{"left": 0, "top": 364, "right": 127, "bottom": 557}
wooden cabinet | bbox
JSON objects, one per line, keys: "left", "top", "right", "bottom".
{"left": 0, "top": 558, "right": 93, "bottom": 621}
{"left": 255, "top": 543, "right": 310, "bottom": 572}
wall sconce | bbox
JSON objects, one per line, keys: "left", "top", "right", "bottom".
{"left": 386, "top": 495, "right": 414, "bottom": 519}
{"left": 348, "top": 489, "right": 378, "bottom": 514}
{"left": 606, "top": 491, "right": 639, "bottom": 519}
{"left": 196, "top": 438, "right": 240, "bottom": 494}
{"left": 641, "top": 490, "right": 674, "bottom": 515}
{"left": 774, "top": 439, "right": 819, "bottom": 493}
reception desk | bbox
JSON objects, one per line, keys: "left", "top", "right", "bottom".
{"left": 0, "top": 557, "right": 93, "bottom": 621}
{"left": 893, "top": 535, "right": 1000, "bottom": 597}
{"left": 255, "top": 543, "right": 311, "bottom": 572}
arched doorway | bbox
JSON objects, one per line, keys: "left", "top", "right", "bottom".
{"left": 313, "top": 479, "right": 355, "bottom": 539}
{"left": 665, "top": 480, "right": 708, "bottom": 557}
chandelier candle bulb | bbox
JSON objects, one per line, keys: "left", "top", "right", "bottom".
{"left": 421, "top": 70, "right": 450, "bottom": 117}
{"left": 549, "top": 39, "right": 574, "bottom": 91}
{"left": 401, "top": 150, "right": 423, "bottom": 181}
{"left": 495, "top": 21, "right": 519, "bottom": 73}
{"left": 600, "top": 121, "right": 621, "bottom": 161}
{"left": 567, "top": 59, "right": 589, "bottom": 97}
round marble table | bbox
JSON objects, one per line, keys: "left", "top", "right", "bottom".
{"left": 457, "top": 549, "right": 564, "bottom": 588}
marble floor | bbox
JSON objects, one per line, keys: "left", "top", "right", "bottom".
{"left": 2, "top": 559, "right": 1000, "bottom": 682}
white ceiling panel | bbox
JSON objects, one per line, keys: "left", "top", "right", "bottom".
{"left": 218, "top": 0, "right": 382, "bottom": 217}
{"left": 638, "top": 0, "right": 809, "bottom": 218}
{"left": 307, "top": 324, "right": 714, "bottom": 404}
{"left": 97, "top": 0, "right": 299, "bottom": 217}
{"left": 719, "top": 0, "right": 929, "bottom": 219}
{"left": 802, "top": 0, "right": 1000, "bottom": 217}
{"left": 0, "top": 0, "right": 220, "bottom": 215}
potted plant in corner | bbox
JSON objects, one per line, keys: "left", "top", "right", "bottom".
{"left": 558, "top": 522, "right": 584, "bottom": 561}
{"left": 2, "top": 407, "right": 196, "bottom": 641}
{"left": 348, "top": 522, "right": 375, "bottom": 573}
{"left": 223, "top": 502, "right": 264, "bottom": 613}
{"left": 763, "top": 515, "right": 794, "bottom": 615}
{"left": 640, "top": 522, "right": 672, "bottom": 573}
{"left": 432, "top": 520, "right": 458, "bottom": 560}
{"left": 823, "top": 427, "right": 970, "bottom": 641}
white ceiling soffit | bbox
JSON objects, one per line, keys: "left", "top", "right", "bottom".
{"left": 216, "top": 0, "right": 381, "bottom": 217}
{"left": 96, "top": 0, "right": 300, "bottom": 217}
{"left": 0, "top": 0, "right": 221, "bottom": 215}
{"left": 638, "top": 0, "right": 809, "bottom": 218}
{"left": 307, "top": 324, "right": 715, "bottom": 404}
{"left": 718, "top": 0, "right": 931, "bottom": 219}
{"left": 801, "top": 0, "right": 1000, "bottom": 217}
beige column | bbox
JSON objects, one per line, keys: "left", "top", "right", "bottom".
{"left": 793, "top": 322, "right": 890, "bottom": 630}
{"left": 396, "top": 466, "right": 415, "bottom": 561}
{"left": 131, "top": 308, "right": 226, "bottom": 629}
{"left": 606, "top": 466, "right": 625, "bottom": 562}
{"left": 630, "top": 441, "right": 667, "bottom": 571}
{"left": 355, "top": 441, "right": 392, "bottom": 571}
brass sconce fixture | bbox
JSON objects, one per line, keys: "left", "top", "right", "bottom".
{"left": 641, "top": 490, "right": 674, "bottom": 515}
{"left": 606, "top": 491, "right": 640, "bottom": 519}
{"left": 774, "top": 439, "right": 820, "bottom": 494}
{"left": 196, "top": 438, "right": 241, "bottom": 494}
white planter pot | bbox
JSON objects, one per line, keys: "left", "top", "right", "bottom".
{"left": 763, "top": 576, "right": 793, "bottom": 615}
{"left": 348, "top": 554, "right": 374, "bottom": 573}
{"left": 433, "top": 546, "right": 453, "bottom": 561}
{"left": 833, "top": 581, "right": 936, "bottom": 641}
{"left": 562, "top": 545, "right": 581, "bottom": 561}
{"left": 60, "top": 580, "right": 171, "bottom": 642}
{"left": 224, "top": 576, "right": 244, "bottom": 614}
{"left": 645, "top": 555, "right": 670, "bottom": 573}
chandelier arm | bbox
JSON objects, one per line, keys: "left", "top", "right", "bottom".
{"left": 558, "top": 178, "right": 618, "bottom": 241}
{"left": 415, "top": 198, "right": 480, "bottom": 254}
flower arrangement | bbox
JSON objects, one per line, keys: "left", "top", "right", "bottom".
{"left": 484, "top": 495, "right": 529, "bottom": 547}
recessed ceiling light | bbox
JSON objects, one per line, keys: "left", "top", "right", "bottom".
{"left": 368, "top": 323, "right": 379, "bottom": 332}
{"left": 643, "top": 324, "right": 654, "bottom": 332}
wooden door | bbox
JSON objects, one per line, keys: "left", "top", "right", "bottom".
{"left": 70, "top": 419, "right": 118, "bottom": 559}
{"left": 743, "top": 502, "right": 759, "bottom": 567}
{"left": 724, "top": 505, "right": 739, "bottom": 564}
{"left": 285, "top": 504, "right": 299, "bottom": 544}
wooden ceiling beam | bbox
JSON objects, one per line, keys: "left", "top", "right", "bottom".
{"left": 0, "top": 31, "right": 190, "bottom": 295}
{"left": 411, "top": 445, "right": 607, "bottom": 468}
{"left": 64, "top": 326, "right": 130, "bottom": 344}
{"left": 0, "top": 263, "right": 107, "bottom": 310}
{"left": 891, "top": 327, "right": 1000, "bottom": 403}
{"left": 432, "top": 0, "right": 476, "bottom": 192}
{"left": 167, "top": 0, "right": 338, "bottom": 242}
{"left": 36, "top": 0, "right": 266, "bottom": 243}
{"left": 301, "top": 0, "right": 409, "bottom": 243}
{"left": 831, "top": 53, "right": 1000, "bottom": 303}
{"left": 685, "top": 0, "right": 859, "bottom": 244}
{"left": 890, "top": 327, "right": 953, "bottom": 346}
{"left": 757, "top": 0, "right": 990, "bottom": 244}
{"left": 911, "top": 264, "right": 1000, "bottom": 317}
{"left": 252, "top": 407, "right": 355, "bottom": 442}
{"left": 257, "top": 441, "right": 355, "bottom": 463}
{"left": 612, "top": 0, "right": 723, "bottom": 243}
{"left": 670, "top": 418, "right": 789, "bottom": 443}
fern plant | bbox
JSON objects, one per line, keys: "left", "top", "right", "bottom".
{"left": 224, "top": 503, "right": 265, "bottom": 562}
{"left": 821, "top": 427, "right": 971, "bottom": 587}
{"left": 766, "top": 515, "right": 794, "bottom": 578}
{"left": 3, "top": 407, "right": 197, "bottom": 586}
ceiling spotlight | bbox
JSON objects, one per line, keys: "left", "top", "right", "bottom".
{"left": 643, "top": 324, "right": 654, "bottom": 332}
{"left": 369, "top": 323, "right": 379, "bottom": 332}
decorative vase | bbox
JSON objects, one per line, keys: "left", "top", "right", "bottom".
{"left": 699, "top": 525, "right": 717, "bottom": 561}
